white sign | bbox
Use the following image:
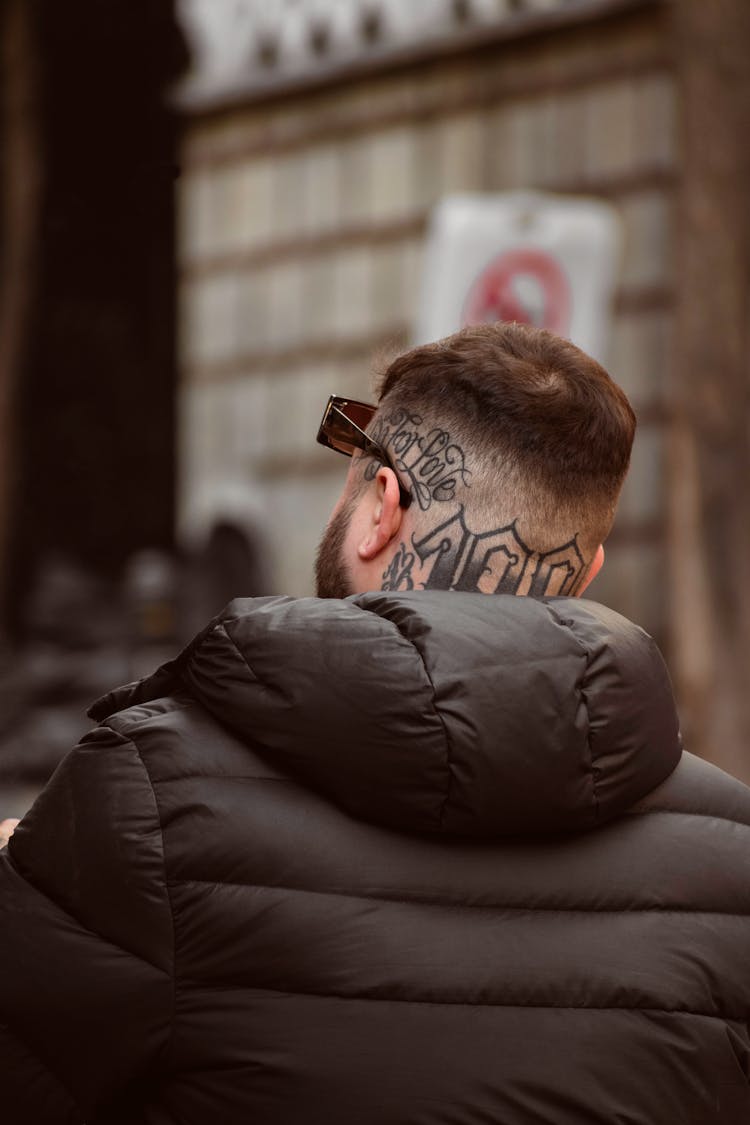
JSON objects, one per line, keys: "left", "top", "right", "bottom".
{"left": 415, "top": 192, "right": 621, "bottom": 363}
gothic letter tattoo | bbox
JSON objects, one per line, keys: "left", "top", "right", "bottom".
{"left": 406, "top": 508, "right": 586, "bottom": 596}
{"left": 381, "top": 541, "right": 416, "bottom": 591}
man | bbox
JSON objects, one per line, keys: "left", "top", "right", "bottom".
{"left": 2, "top": 323, "right": 749, "bottom": 1124}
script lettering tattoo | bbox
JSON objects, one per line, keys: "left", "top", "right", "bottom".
{"left": 364, "top": 408, "right": 471, "bottom": 511}
{"left": 411, "top": 508, "right": 586, "bottom": 596}
{"left": 381, "top": 541, "right": 416, "bottom": 591}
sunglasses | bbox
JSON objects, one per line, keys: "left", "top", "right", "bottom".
{"left": 316, "top": 395, "right": 412, "bottom": 509}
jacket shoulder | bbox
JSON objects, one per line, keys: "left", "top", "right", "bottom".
{"left": 633, "top": 750, "right": 750, "bottom": 826}
{"left": 105, "top": 690, "right": 292, "bottom": 792}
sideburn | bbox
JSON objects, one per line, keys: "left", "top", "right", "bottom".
{"left": 314, "top": 495, "right": 357, "bottom": 599}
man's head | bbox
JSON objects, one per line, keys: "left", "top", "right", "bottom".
{"left": 315, "top": 322, "right": 636, "bottom": 600}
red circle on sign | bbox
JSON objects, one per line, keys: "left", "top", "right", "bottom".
{"left": 462, "top": 248, "right": 571, "bottom": 334}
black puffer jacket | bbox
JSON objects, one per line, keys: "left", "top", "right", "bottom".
{"left": 2, "top": 592, "right": 750, "bottom": 1124}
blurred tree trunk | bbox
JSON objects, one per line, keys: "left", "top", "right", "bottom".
{"left": 0, "top": 0, "right": 42, "bottom": 640}
{"left": 0, "top": 1, "right": 187, "bottom": 640}
{"left": 669, "top": 0, "right": 750, "bottom": 779}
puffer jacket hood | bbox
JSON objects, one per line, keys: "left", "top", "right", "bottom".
{"left": 90, "top": 591, "right": 682, "bottom": 837}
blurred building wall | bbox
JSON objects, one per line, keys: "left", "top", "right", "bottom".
{"left": 176, "top": 0, "right": 675, "bottom": 628}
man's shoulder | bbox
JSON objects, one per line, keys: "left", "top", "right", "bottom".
{"left": 97, "top": 689, "right": 274, "bottom": 789}
{"left": 632, "top": 750, "right": 750, "bottom": 829}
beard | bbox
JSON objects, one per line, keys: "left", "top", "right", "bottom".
{"left": 314, "top": 495, "right": 356, "bottom": 599}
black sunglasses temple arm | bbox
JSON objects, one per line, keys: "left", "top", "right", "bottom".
{"left": 329, "top": 405, "right": 412, "bottom": 509}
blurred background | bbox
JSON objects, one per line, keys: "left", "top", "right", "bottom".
{"left": 1, "top": 0, "right": 748, "bottom": 816}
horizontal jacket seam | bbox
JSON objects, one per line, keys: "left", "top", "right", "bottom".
{"left": 147, "top": 773, "right": 296, "bottom": 787}
{"left": 166, "top": 878, "right": 750, "bottom": 917}
{"left": 624, "top": 808, "right": 750, "bottom": 829}
{"left": 167, "top": 983, "right": 747, "bottom": 1022}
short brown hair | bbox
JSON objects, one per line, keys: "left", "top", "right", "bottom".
{"left": 373, "top": 323, "right": 636, "bottom": 558}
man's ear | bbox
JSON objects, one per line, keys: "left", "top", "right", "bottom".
{"left": 577, "top": 544, "right": 604, "bottom": 596}
{"left": 357, "top": 467, "right": 404, "bottom": 562}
